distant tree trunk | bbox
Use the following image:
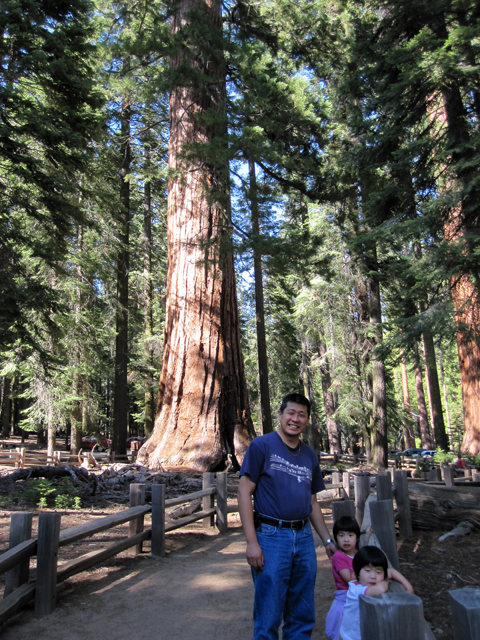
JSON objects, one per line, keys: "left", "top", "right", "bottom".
{"left": 249, "top": 160, "right": 272, "bottom": 435}
{"left": 137, "top": 0, "right": 255, "bottom": 471}
{"left": 47, "top": 421, "right": 56, "bottom": 459}
{"left": 317, "top": 338, "right": 341, "bottom": 453}
{"left": 70, "top": 223, "right": 85, "bottom": 455}
{"left": 112, "top": 90, "right": 131, "bottom": 456}
{"left": 368, "top": 255, "right": 388, "bottom": 468}
{"left": 400, "top": 357, "right": 416, "bottom": 448}
{"left": 438, "top": 349, "right": 454, "bottom": 449}
{"left": 1, "top": 377, "right": 11, "bottom": 438}
{"left": 412, "top": 342, "right": 432, "bottom": 449}
{"left": 419, "top": 302, "right": 449, "bottom": 451}
{"left": 143, "top": 151, "right": 155, "bottom": 439}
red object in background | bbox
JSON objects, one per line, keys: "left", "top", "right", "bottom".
{"left": 81, "top": 436, "right": 110, "bottom": 451}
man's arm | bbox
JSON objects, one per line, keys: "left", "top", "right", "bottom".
{"left": 237, "top": 475, "right": 264, "bottom": 570}
{"left": 309, "top": 494, "right": 336, "bottom": 558}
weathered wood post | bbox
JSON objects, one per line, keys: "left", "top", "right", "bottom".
{"left": 332, "top": 500, "right": 356, "bottom": 523}
{"left": 343, "top": 471, "right": 351, "bottom": 498}
{"left": 465, "top": 469, "right": 472, "bottom": 479}
{"left": 216, "top": 472, "right": 228, "bottom": 533}
{"left": 472, "top": 473, "right": 480, "bottom": 482}
{"left": 429, "top": 468, "right": 442, "bottom": 481}
{"left": 369, "top": 499, "right": 400, "bottom": 571}
{"left": 359, "top": 592, "right": 425, "bottom": 640}
{"left": 354, "top": 475, "right": 371, "bottom": 527}
{"left": 4, "top": 512, "right": 33, "bottom": 597}
{"left": 449, "top": 587, "right": 480, "bottom": 640}
{"left": 332, "top": 471, "right": 342, "bottom": 498}
{"left": 443, "top": 466, "right": 455, "bottom": 487}
{"left": 394, "top": 470, "right": 413, "bottom": 538}
{"left": 129, "top": 484, "right": 146, "bottom": 555}
{"left": 377, "top": 474, "right": 393, "bottom": 501}
{"left": 203, "top": 472, "right": 215, "bottom": 529}
{"left": 35, "top": 512, "right": 61, "bottom": 616}
{"left": 151, "top": 484, "right": 165, "bottom": 558}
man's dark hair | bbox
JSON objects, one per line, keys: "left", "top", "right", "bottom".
{"left": 279, "top": 393, "right": 311, "bottom": 417}
{"left": 352, "top": 545, "right": 388, "bottom": 580}
{"left": 333, "top": 516, "right": 361, "bottom": 544}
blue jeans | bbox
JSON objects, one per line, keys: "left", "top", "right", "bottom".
{"left": 251, "top": 521, "right": 317, "bottom": 640}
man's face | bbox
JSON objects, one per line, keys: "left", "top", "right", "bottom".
{"left": 277, "top": 402, "right": 309, "bottom": 440}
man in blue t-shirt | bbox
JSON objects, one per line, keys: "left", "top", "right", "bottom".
{"left": 238, "top": 393, "right": 336, "bottom": 640}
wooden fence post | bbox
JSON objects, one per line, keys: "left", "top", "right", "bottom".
{"left": 449, "top": 587, "right": 480, "bottom": 640}
{"left": 4, "top": 512, "right": 33, "bottom": 598}
{"left": 216, "top": 472, "right": 228, "bottom": 533}
{"left": 343, "top": 472, "right": 351, "bottom": 498}
{"left": 354, "top": 475, "right": 371, "bottom": 527}
{"left": 35, "top": 512, "right": 61, "bottom": 616}
{"left": 369, "top": 499, "right": 400, "bottom": 571}
{"left": 332, "top": 472, "right": 342, "bottom": 498}
{"left": 359, "top": 592, "right": 425, "bottom": 640}
{"left": 377, "top": 474, "right": 393, "bottom": 501}
{"left": 129, "top": 484, "right": 146, "bottom": 555}
{"left": 394, "top": 470, "right": 413, "bottom": 538}
{"left": 473, "top": 473, "right": 480, "bottom": 482}
{"left": 332, "top": 500, "right": 355, "bottom": 523}
{"left": 465, "top": 469, "right": 472, "bottom": 479}
{"left": 444, "top": 466, "right": 455, "bottom": 487}
{"left": 203, "top": 472, "right": 215, "bottom": 529}
{"left": 151, "top": 484, "right": 165, "bottom": 558}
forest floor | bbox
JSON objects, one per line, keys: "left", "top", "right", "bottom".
{"left": 0, "top": 459, "right": 478, "bottom": 640}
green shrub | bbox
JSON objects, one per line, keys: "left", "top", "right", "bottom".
{"left": 9, "top": 477, "right": 84, "bottom": 509}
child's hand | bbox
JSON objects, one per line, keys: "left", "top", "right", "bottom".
{"left": 365, "top": 579, "right": 389, "bottom": 596}
{"left": 387, "top": 568, "right": 414, "bottom": 594}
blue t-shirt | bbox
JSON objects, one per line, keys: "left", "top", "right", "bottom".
{"left": 239, "top": 432, "right": 325, "bottom": 521}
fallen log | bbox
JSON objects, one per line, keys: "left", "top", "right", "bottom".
{"left": 409, "top": 482, "right": 480, "bottom": 531}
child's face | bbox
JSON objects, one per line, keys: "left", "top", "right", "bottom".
{"left": 336, "top": 530, "right": 357, "bottom": 554}
{"left": 358, "top": 564, "right": 386, "bottom": 587}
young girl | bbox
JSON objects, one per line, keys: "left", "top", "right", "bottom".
{"left": 339, "top": 545, "right": 414, "bottom": 640}
{"left": 325, "top": 516, "right": 361, "bottom": 640}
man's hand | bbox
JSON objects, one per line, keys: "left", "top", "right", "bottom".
{"left": 325, "top": 541, "right": 336, "bottom": 558}
{"left": 246, "top": 541, "right": 264, "bottom": 570}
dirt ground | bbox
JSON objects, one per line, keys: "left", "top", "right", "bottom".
{"left": 0, "top": 466, "right": 478, "bottom": 639}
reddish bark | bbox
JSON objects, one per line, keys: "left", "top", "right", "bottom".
{"left": 400, "top": 357, "right": 416, "bottom": 449}
{"left": 137, "top": 0, "right": 255, "bottom": 471}
{"left": 412, "top": 342, "right": 432, "bottom": 449}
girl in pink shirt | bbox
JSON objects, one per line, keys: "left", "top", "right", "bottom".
{"left": 325, "top": 516, "right": 361, "bottom": 640}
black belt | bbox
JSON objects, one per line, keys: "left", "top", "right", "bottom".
{"left": 255, "top": 513, "right": 309, "bottom": 530}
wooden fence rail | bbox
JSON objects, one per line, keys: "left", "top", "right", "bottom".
{"left": 0, "top": 472, "right": 231, "bottom": 625}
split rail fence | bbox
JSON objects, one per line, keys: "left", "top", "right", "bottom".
{"left": 1, "top": 467, "right": 479, "bottom": 639}
{"left": 0, "top": 472, "right": 231, "bottom": 625}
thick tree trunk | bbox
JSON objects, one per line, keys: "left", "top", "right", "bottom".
{"left": 249, "top": 160, "right": 272, "bottom": 435}
{"left": 425, "top": 12, "right": 480, "bottom": 453}
{"left": 317, "top": 338, "right": 341, "bottom": 453}
{"left": 70, "top": 225, "right": 85, "bottom": 456}
{"left": 143, "top": 157, "right": 155, "bottom": 439}
{"left": 112, "top": 93, "right": 131, "bottom": 456}
{"left": 411, "top": 342, "right": 432, "bottom": 449}
{"left": 400, "top": 357, "right": 416, "bottom": 448}
{"left": 137, "top": 0, "right": 255, "bottom": 471}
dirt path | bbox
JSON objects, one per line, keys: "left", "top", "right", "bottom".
{"left": 1, "top": 522, "right": 334, "bottom": 640}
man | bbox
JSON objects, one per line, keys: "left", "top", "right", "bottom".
{"left": 238, "top": 393, "right": 336, "bottom": 640}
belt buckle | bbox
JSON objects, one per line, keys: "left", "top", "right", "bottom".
{"left": 290, "top": 520, "right": 297, "bottom": 529}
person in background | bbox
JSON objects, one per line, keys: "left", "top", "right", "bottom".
{"left": 237, "top": 392, "right": 336, "bottom": 640}
{"left": 455, "top": 452, "right": 466, "bottom": 470}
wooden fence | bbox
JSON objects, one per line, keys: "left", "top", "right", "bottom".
{"left": 0, "top": 472, "right": 233, "bottom": 624}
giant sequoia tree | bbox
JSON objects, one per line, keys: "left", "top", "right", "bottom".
{"left": 137, "top": 0, "right": 255, "bottom": 471}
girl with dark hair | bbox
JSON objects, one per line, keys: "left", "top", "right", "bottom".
{"left": 339, "top": 546, "right": 414, "bottom": 640}
{"left": 325, "top": 516, "right": 361, "bottom": 640}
